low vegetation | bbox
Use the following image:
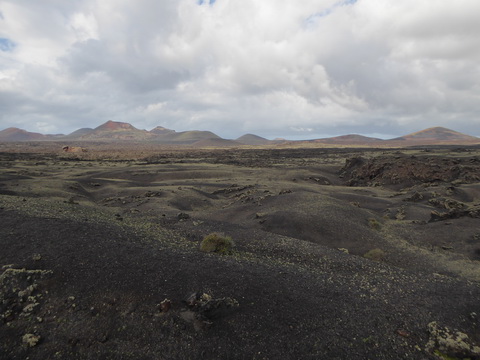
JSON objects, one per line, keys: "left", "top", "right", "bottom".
{"left": 363, "top": 248, "right": 386, "bottom": 261}
{"left": 368, "top": 218, "right": 382, "bottom": 230}
{"left": 200, "top": 233, "right": 235, "bottom": 255}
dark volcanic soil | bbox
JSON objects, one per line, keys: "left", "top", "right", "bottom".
{"left": 1, "top": 145, "right": 480, "bottom": 359}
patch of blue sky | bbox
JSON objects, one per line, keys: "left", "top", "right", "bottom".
{"left": 197, "top": 0, "right": 216, "bottom": 5}
{"left": 304, "top": 0, "right": 357, "bottom": 27}
{"left": 0, "top": 38, "right": 15, "bottom": 52}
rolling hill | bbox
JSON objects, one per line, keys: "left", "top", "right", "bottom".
{"left": 76, "top": 121, "right": 155, "bottom": 141}
{"left": 155, "top": 130, "right": 222, "bottom": 144}
{"left": 0, "top": 127, "right": 47, "bottom": 141}
{"left": 312, "top": 134, "right": 383, "bottom": 145}
{"left": 150, "top": 126, "right": 175, "bottom": 135}
{"left": 63, "top": 128, "right": 94, "bottom": 139}
{"left": 389, "top": 127, "right": 479, "bottom": 143}
{"left": 236, "top": 134, "right": 272, "bottom": 145}
{"left": 0, "top": 122, "right": 478, "bottom": 146}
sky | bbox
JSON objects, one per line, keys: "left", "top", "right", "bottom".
{"left": 0, "top": 0, "right": 479, "bottom": 140}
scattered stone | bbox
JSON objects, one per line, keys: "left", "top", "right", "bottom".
{"left": 395, "top": 207, "right": 406, "bottom": 220}
{"left": 62, "top": 146, "right": 87, "bottom": 153}
{"left": 22, "top": 302, "right": 39, "bottom": 313}
{"left": 341, "top": 155, "right": 480, "bottom": 186}
{"left": 1, "top": 268, "right": 52, "bottom": 326}
{"left": 429, "top": 198, "right": 466, "bottom": 210}
{"left": 308, "top": 176, "right": 331, "bottom": 185}
{"left": 32, "top": 254, "right": 42, "bottom": 261}
{"left": 404, "top": 192, "right": 424, "bottom": 202}
{"left": 144, "top": 191, "right": 162, "bottom": 197}
{"left": 445, "top": 186, "right": 455, "bottom": 196}
{"left": 213, "top": 184, "right": 254, "bottom": 195}
{"left": 182, "top": 292, "right": 239, "bottom": 331}
{"left": 18, "top": 284, "right": 37, "bottom": 299}
{"left": 429, "top": 205, "right": 480, "bottom": 222}
{"left": 159, "top": 299, "right": 171, "bottom": 313}
{"left": 177, "top": 212, "right": 190, "bottom": 220}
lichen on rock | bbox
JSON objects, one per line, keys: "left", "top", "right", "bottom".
{"left": 22, "top": 333, "right": 41, "bottom": 347}
{"left": 426, "top": 321, "right": 480, "bottom": 359}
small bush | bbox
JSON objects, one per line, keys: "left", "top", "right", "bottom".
{"left": 368, "top": 218, "right": 382, "bottom": 230}
{"left": 363, "top": 248, "right": 385, "bottom": 261}
{"left": 200, "top": 233, "right": 234, "bottom": 255}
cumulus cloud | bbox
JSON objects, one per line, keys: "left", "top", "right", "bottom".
{"left": 0, "top": 0, "right": 479, "bottom": 138}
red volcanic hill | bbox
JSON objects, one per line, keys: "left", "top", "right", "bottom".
{"left": 0, "top": 127, "right": 46, "bottom": 141}
{"left": 78, "top": 120, "right": 155, "bottom": 141}
{"left": 95, "top": 120, "right": 137, "bottom": 131}
{"left": 388, "top": 127, "right": 479, "bottom": 145}
{"left": 73, "top": 121, "right": 224, "bottom": 144}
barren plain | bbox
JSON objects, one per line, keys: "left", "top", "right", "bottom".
{"left": 1, "top": 142, "right": 480, "bottom": 359}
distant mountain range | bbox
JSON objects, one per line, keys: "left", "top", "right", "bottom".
{"left": 0, "top": 121, "right": 478, "bottom": 147}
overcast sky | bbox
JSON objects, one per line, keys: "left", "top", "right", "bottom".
{"left": 1, "top": 0, "right": 479, "bottom": 139}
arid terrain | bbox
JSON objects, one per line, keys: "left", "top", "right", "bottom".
{"left": 1, "top": 142, "right": 480, "bottom": 359}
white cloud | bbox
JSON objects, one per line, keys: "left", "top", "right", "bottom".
{"left": 70, "top": 12, "right": 99, "bottom": 42}
{"left": 0, "top": 0, "right": 479, "bottom": 138}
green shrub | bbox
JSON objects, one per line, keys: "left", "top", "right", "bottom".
{"left": 200, "top": 233, "right": 234, "bottom": 255}
{"left": 363, "top": 248, "right": 385, "bottom": 261}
